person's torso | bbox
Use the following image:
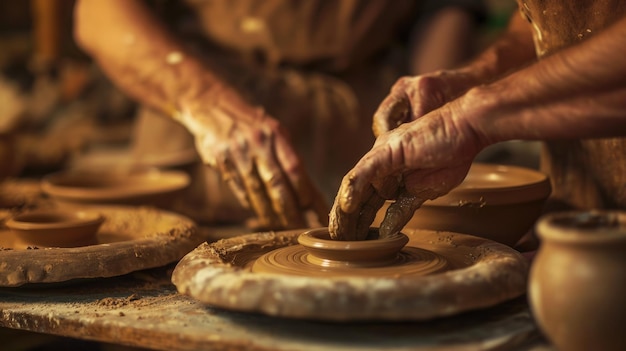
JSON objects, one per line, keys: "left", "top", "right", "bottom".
{"left": 181, "top": 0, "right": 418, "bottom": 70}
{"left": 519, "top": 0, "right": 626, "bottom": 57}
{"left": 519, "top": 0, "right": 626, "bottom": 210}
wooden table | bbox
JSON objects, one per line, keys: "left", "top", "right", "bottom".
{"left": 0, "top": 241, "right": 552, "bottom": 351}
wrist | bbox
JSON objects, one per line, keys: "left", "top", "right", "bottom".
{"left": 174, "top": 60, "right": 224, "bottom": 114}
{"left": 453, "top": 83, "right": 502, "bottom": 149}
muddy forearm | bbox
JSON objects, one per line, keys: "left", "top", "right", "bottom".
{"left": 73, "top": 0, "right": 223, "bottom": 120}
{"left": 462, "top": 16, "right": 626, "bottom": 144}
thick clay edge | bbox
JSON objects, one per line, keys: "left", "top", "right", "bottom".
{"left": 172, "top": 230, "right": 529, "bottom": 321}
{"left": 0, "top": 206, "right": 201, "bottom": 287}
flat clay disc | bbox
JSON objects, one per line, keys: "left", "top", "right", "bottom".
{"left": 0, "top": 204, "right": 202, "bottom": 287}
{"left": 172, "top": 228, "right": 529, "bottom": 321}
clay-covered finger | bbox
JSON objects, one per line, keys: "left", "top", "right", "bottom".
{"left": 255, "top": 150, "right": 305, "bottom": 229}
{"left": 344, "top": 176, "right": 401, "bottom": 239}
{"left": 354, "top": 187, "right": 387, "bottom": 240}
{"left": 328, "top": 195, "right": 360, "bottom": 240}
{"left": 329, "top": 184, "right": 379, "bottom": 240}
{"left": 372, "top": 89, "right": 411, "bottom": 137}
{"left": 379, "top": 190, "right": 425, "bottom": 238}
{"left": 231, "top": 146, "right": 282, "bottom": 229}
{"left": 215, "top": 151, "right": 250, "bottom": 209}
{"left": 337, "top": 143, "right": 400, "bottom": 214}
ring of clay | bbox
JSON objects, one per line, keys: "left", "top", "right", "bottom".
{"left": 172, "top": 228, "right": 529, "bottom": 321}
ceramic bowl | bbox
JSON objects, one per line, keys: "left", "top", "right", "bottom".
{"left": 373, "top": 163, "right": 551, "bottom": 246}
{"left": 6, "top": 209, "right": 104, "bottom": 248}
{"left": 41, "top": 168, "right": 190, "bottom": 207}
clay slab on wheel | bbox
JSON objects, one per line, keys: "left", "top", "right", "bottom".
{"left": 172, "top": 228, "right": 529, "bottom": 321}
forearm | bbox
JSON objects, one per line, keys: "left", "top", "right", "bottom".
{"left": 462, "top": 16, "right": 626, "bottom": 144}
{"left": 74, "top": 0, "right": 230, "bottom": 124}
{"left": 455, "top": 11, "right": 537, "bottom": 85}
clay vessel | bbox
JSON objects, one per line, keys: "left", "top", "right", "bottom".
{"left": 41, "top": 167, "right": 190, "bottom": 208}
{"left": 6, "top": 209, "right": 104, "bottom": 248}
{"left": 298, "top": 227, "right": 408, "bottom": 267}
{"left": 529, "top": 211, "right": 626, "bottom": 351}
{"left": 373, "top": 163, "right": 551, "bottom": 247}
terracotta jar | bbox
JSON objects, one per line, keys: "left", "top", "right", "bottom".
{"left": 529, "top": 211, "right": 626, "bottom": 351}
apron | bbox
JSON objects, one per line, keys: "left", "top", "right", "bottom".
{"left": 519, "top": 0, "right": 626, "bottom": 210}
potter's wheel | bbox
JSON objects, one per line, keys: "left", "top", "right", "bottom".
{"left": 0, "top": 204, "right": 202, "bottom": 287}
{"left": 252, "top": 228, "right": 452, "bottom": 277}
{"left": 254, "top": 245, "right": 450, "bottom": 277}
{"left": 172, "top": 228, "right": 529, "bottom": 321}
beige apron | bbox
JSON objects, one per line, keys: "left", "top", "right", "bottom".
{"left": 519, "top": 0, "right": 626, "bottom": 210}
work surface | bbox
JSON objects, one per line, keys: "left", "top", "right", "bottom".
{"left": 0, "top": 249, "right": 552, "bottom": 351}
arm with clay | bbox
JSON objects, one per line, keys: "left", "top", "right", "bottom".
{"left": 373, "top": 12, "right": 537, "bottom": 137}
{"left": 330, "top": 12, "right": 537, "bottom": 240}
{"left": 74, "top": 0, "right": 328, "bottom": 229}
{"left": 330, "top": 12, "right": 626, "bottom": 240}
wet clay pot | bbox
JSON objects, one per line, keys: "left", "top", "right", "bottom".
{"left": 529, "top": 211, "right": 626, "bottom": 351}
{"left": 373, "top": 163, "right": 551, "bottom": 247}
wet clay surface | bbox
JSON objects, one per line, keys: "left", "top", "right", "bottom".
{"left": 173, "top": 228, "right": 529, "bottom": 321}
{"left": 0, "top": 263, "right": 546, "bottom": 351}
{"left": 253, "top": 228, "right": 452, "bottom": 277}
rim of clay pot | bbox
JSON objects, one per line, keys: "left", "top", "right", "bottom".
{"left": 6, "top": 209, "right": 104, "bottom": 230}
{"left": 536, "top": 210, "right": 626, "bottom": 244}
{"left": 41, "top": 167, "right": 190, "bottom": 202}
{"left": 424, "top": 163, "right": 551, "bottom": 206}
{"left": 5, "top": 209, "right": 104, "bottom": 247}
{"left": 297, "top": 227, "right": 409, "bottom": 266}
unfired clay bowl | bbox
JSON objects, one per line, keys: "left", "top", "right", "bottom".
{"left": 41, "top": 168, "right": 190, "bottom": 207}
{"left": 298, "top": 227, "right": 409, "bottom": 267}
{"left": 373, "top": 163, "right": 551, "bottom": 247}
{"left": 6, "top": 209, "right": 104, "bottom": 248}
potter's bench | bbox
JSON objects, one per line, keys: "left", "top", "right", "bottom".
{"left": 0, "top": 229, "right": 552, "bottom": 351}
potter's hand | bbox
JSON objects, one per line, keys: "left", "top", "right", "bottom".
{"left": 329, "top": 103, "right": 484, "bottom": 240}
{"left": 180, "top": 88, "right": 328, "bottom": 230}
{"left": 372, "top": 71, "right": 477, "bottom": 137}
